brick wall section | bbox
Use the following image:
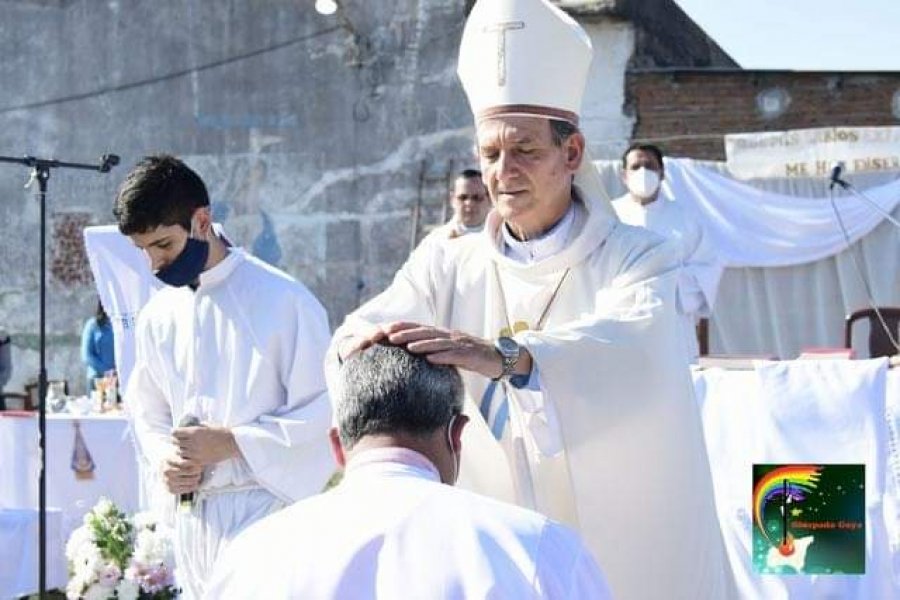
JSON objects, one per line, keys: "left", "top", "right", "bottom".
{"left": 627, "top": 70, "right": 900, "bottom": 160}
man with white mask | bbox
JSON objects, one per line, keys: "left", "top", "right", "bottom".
{"left": 207, "top": 343, "right": 610, "bottom": 599}
{"left": 328, "top": 1, "right": 735, "bottom": 598}
{"left": 613, "top": 143, "right": 723, "bottom": 361}
{"left": 116, "top": 155, "right": 334, "bottom": 598}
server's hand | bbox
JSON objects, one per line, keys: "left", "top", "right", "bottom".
{"left": 173, "top": 425, "right": 240, "bottom": 466}
{"left": 161, "top": 455, "right": 202, "bottom": 495}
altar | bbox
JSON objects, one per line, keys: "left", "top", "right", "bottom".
{"left": 0, "top": 412, "right": 139, "bottom": 597}
{"left": 2, "top": 359, "right": 899, "bottom": 597}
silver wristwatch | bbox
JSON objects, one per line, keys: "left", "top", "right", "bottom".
{"left": 493, "top": 336, "right": 520, "bottom": 381}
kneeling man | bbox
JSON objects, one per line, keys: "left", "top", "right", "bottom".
{"left": 207, "top": 344, "right": 609, "bottom": 599}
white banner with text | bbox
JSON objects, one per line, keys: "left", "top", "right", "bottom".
{"left": 725, "top": 126, "right": 900, "bottom": 180}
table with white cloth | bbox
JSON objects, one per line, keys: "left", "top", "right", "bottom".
{"left": 0, "top": 508, "right": 64, "bottom": 599}
{"left": 0, "top": 412, "right": 140, "bottom": 597}
{"left": 693, "top": 359, "right": 900, "bottom": 599}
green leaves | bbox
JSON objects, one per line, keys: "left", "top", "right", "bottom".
{"left": 86, "top": 501, "right": 135, "bottom": 571}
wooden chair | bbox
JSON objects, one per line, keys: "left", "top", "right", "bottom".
{"left": 0, "top": 391, "right": 29, "bottom": 411}
{"left": 844, "top": 307, "right": 900, "bottom": 358}
{"left": 23, "top": 382, "right": 39, "bottom": 411}
{"left": 696, "top": 318, "right": 710, "bottom": 356}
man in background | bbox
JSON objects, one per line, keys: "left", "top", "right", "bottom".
{"left": 421, "top": 169, "right": 491, "bottom": 245}
{"left": 612, "top": 143, "right": 722, "bottom": 361}
{"left": 80, "top": 300, "right": 116, "bottom": 392}
{"left": 207, "top": 343, "right": 610, "bottom": 599}
{"left": 447, "top": 169, "right": 491, "bottom": 236}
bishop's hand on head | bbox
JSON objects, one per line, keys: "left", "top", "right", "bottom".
{"left": 383, "top": 321, "right": 532, "bottom": 381}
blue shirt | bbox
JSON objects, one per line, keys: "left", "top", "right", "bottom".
{"left": 81, "top": 317, "right": 115, "bottom": 380}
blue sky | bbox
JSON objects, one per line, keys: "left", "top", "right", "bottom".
{"left": 674, "top": 0, "right": 900, "bottom": 71}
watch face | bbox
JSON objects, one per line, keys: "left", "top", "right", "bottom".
{"left": 496, "top": 336, "right": 519, "bottom": 357}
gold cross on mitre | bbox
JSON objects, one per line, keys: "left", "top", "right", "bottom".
{"left": 482, "top": 21, "right": 525, "bottom": 86}
{"left": 458, "top": 0, "right": 594, "bottom": 127}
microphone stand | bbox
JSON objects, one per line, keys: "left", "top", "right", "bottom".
{"left": 0, "top": 153, "right": 119, "bottom": 598}
{"left": 831, "top": 176, "right": 900, "bottom": 230}
{"left": 829, "top": 171, "right": 900, "bottom": 355}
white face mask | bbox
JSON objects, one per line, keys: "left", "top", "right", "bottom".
{"left": 625, "top": 167, "right": 661, "bottom": 200}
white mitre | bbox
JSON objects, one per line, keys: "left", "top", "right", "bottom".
{"left": 457, "top": 0, "right": 616, "bottom": 215}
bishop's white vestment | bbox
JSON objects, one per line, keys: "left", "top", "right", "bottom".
{"left": 613, "top": 194, "right": 722, "bottom": 361}
{"left": 417, "top": 219, "right": 485, "bottom": 252}
{"left": 206, "top": 447, "right": 610, "bottom": 599}
{"left": 329, "top": 191, "right": 736, "bottom": 600}
{"left": 127, "top": 248, "right": 334, "bottom": 599}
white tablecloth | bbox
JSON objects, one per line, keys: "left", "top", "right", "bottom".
{"left": 0, "top": 412, "right": 139, "bottom": 596}
{"left": 694, "top": 360, "right": 900, "bottom": 599}
{"left": 0, "top": 508, "right": 65, "bottom": 599}
{"left": 2, "top": 366, "right": 898, "bottom": 598}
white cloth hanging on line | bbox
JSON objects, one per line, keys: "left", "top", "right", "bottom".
{"left": 647, "top": 159, "right": 900, "bottom": 268}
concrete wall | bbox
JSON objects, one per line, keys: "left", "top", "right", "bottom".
{"left": 580, "top": 21, "right": 636, "bottom": 159}
{"left": 572, "top": 0, "right": 739, "bottom": 159}
{"left": 0, "top": 0, "right": 677, "bottom": 396}
{"left": 616, "top": 0, "right": 737, "bottom": 70}
{"left": 0, "top": 0, "right": 478, "bottom": 395}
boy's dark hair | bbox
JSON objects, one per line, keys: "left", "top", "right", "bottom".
{"left": 95, "top": 300, "right": 109, "bottom": 327}
{"left": 113, "top": 154, "right": 210, "bottom": 235}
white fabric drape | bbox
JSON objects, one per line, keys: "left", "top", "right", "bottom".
{"left": 0, "top": 508, "right": 65, "bottom": 597}
{"left": 664, "top": 160, "right": 900, "bottom": 268}
{"left": 83, "top": 225, "right": 162, "bottom": 392}
{"left": 593, "top": 160, "right": 900, "bottom": 359}
{"left": 693, "top": 360, "right": 899, "bottom": 598}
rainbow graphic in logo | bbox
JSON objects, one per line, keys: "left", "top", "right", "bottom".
{"left": 753, "top": 464, "right": 865, "bottom": 574}
{"left": 753, "top": 465, "right": 822, "bottom": 554}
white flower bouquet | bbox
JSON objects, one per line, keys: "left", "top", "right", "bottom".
{"left": 65, "top": 498, "right": 179, "bottom": 600}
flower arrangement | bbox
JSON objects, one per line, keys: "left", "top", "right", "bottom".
{"left": 65, "top": 498, "right": 179, "bottom": 600}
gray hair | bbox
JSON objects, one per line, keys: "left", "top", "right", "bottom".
{"left": 549, "top": 119, "right": 579, "bottom": 147}
{"left": 337, "top": 344, "right": 464, "bottom": 448}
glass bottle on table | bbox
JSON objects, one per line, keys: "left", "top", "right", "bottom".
{"left": 103, "top": 369, "right": 119, "bottom": 410}
{"left": 46, "top": 380, "right": 66, "bottom": 412}
{"left": 91, "top": 377, "right": 105, "bottom": 412}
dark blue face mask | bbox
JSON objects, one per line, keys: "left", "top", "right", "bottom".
{"left": 154, "top": 237, "right": 209, "bottom": 287}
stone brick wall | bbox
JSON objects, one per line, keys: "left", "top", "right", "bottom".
{"left": 0, "top": 0, "right": 477, "bottom": 393}
{"left": 627, "top": 70, "right": 900, "bottom": 159}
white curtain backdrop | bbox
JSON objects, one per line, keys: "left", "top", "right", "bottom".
{"left": 593, "top": 159, "right": 900, "bottom": 359}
